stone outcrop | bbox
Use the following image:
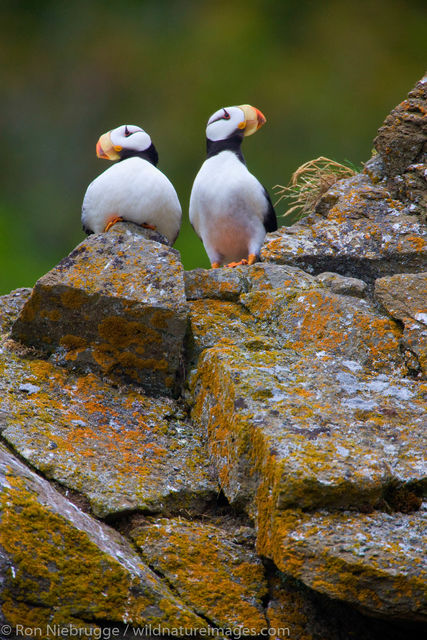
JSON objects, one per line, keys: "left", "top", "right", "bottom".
{"left": 0, "top": 77, "right": 426, "bottom": 636}
{"left": 261, "top": 172, "right": 426, "bottom": 283}
{"left": 11, "top": 223, "right": 188, "bottom": 397}
{"left": 374, "top": 73, "right": 427, "bottom": 215}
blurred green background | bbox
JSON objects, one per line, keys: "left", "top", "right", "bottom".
{"left": 1, "top": 0, "right": 426, "bottom": 294}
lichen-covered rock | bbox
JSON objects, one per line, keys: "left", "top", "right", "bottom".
{"left": 185, "top": 266, "right": 248, "bottom": 301}
{"left": 131, "top": 518, "right": 268, "bottom": 630}
{"left": 0, "top": 287, "right": 32, "bottom": 334}
{"left": 189, "top": 259, "right": 426, "bottom": 621}
{"left": 261, "top": 173, "right": 426, "bottom": 282}
{"left": 375, "top": 272, "right": 427, "bottom": 377}
{"left": 187, "top": 299, "right": 267, "bottom": 362}
{"left": 241, "top": 269, "right": 403, "bottom": 373}
{"left": 260, "top": 507, "right": 427, "bottom": 622}
{"left": 0, "top": 445, "right": 207, "bottom": 629}
{"left": 0, "top": 348, "right": 217, "bottom": 518}
{"left": 11, "top": 222, "right": 188, "bottom": 397}
{"left": 315, "top": 271, "right": 368, "bottom": 297}
{"left": 191, "top": 345, "right": 426, "bottom": 515}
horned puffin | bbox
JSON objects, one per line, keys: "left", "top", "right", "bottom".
{"left": 81, "top": 124, "right": 182, "bottom": 244}
{"left": 189, "top": 104, "right": 277, "bottom": 268}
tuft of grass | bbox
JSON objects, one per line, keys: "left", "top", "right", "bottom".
{"left": 274, "top": 156, "right": 357, "bottom": 223}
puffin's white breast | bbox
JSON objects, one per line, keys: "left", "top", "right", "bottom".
{"left": 82, "top": 157, "right": 181, "bottom": 244}
{"left": 189, "top": 151, "right": 268, "bottom": 262}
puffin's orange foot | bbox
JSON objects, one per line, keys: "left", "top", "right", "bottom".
{"left": 141, "top": 223, "right": 157, "bottom": 231}
{"left": 226, "top": 259, "right": 248, "bottom": 268}
{"left": 104, "top": 216, "right": 124, "bottom": 232}
{"left": 211, "top": 262, "right": 220, "bottom": 269}
{"left": 247, "top": 253, "right": 257, "bottom": 265}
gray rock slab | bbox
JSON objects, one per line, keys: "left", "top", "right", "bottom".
{"left": 266, "top": 571, "right": 418, "bottom": 640}
{"left": 316, "top": 271, "right": 368, "bottom": 297}
{"left": 241, "top": 264, "right": 404, "bottom": 373}
{"left": 130, "top": 517, "right": 268, "bottom": 630}
{"left": 264, "top": 506, "right": 427, "bottom": 622}
{"left": 0, "top": 347, "right": 217, "bottom": 518}
{"left": 184, "top": 267, "right": 248, "bottom": 301}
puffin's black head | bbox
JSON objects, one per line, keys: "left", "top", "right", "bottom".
{"left": 96, "top": 124, "right": 158, "bottom": 166}
{"left": 205, "top": 104, "right": 266, "bottom": 160}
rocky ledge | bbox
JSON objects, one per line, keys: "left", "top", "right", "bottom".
{"left": 0, "top": 77, "right": 426, "bottom": 638}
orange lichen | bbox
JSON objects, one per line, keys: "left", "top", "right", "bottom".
{"left": 98, "top": 316, "right": 161, "bottom": 348}
{"left": 400, "top": 235, "right": 426, "bottom": 252}
{"left": 133, "top": 519, "right": 267, "bottom": 630}
{"left": 0, "top": 473, "right": 138, "bottom": 624}
{"left": 60, "top": 288, "right": 88, "bottom": 309}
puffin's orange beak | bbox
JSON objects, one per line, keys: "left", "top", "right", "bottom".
{"left": 96, "top": 131, "right": 121, "bottom": 161}
{"left": 238, "top": 104, "right": 267, "bottom": 137}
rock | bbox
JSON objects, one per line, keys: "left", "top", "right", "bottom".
{"left": 261, "top": 507, "right": 427, "bottom": 622}
{"left": 187, "top": 299, "right": 265, "bottom": 362}
{"left": 241, "top": 264, "right": 402, "bottom": 373}
{"left": 130, "top": 517, "right": 268, "bottom": 630}
{"left": 11, "top": 222, "right": 188, "bottom": 397}
{"left": 375, "top": 272, "right": 427, "bottom": 377}
{"left": 184, "top": 267, "right": 247, "bottom": 301}
{"left": 189, "top": 261, "right": 426, "bottom": 621}
{"left": 0, "top": 287, "right": 32, "bottom": 335}
{"left": 316, "top": 271, "right": 368, "bottom": 297}
{"left": 191, "top": 345, "right": 426, "bottom": 514}
{"left": 0, "top": 348, "right": 217, "bottom": 518}
{"left": 0, "top": 444, "right": 207, "bottom": 629}
{"left": 267, "top": 572, "right": 422, "bottom": 640}
{"left": 374, "top": 75, "right": 427, "bottom": 212}
{"left": 261, "top": 173, "right": 427, "bottom": 283}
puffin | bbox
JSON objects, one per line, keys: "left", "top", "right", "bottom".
{"left": 81, "top": 124, "right": 182, "bottom": 244}
{"left": 189, "top": 104, "right": 277, "bottom": 268}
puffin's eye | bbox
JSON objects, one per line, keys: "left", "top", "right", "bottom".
{"left": 223, "top": 109, "right": 231, "bottom": 120}
{"left": 124, "top": 126, "right": 132, "bottom": 137}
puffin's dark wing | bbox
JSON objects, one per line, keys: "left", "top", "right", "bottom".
{"left": 82, "top": 224, "right": 94, "bottom": 236}
{"left": 262, "top": 186, "right": 278, "bottom": 232}
{"left": 81, "top": 202, "right": 94, "bottom": 235}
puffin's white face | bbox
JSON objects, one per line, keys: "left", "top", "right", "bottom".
{"left": 96, "top": 124, "right": 152, "bottom": 161}
{"left": 206, "top": 104, "right": 266, "bottom": 142}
